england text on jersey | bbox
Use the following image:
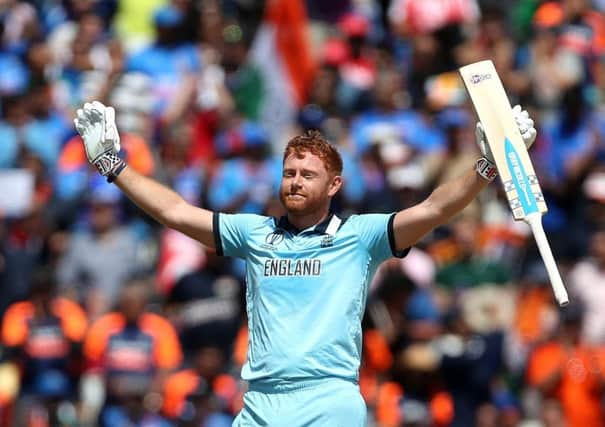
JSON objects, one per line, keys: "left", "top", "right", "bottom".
{"left": 263, "top": 259, "right": 321, "bottom": 277}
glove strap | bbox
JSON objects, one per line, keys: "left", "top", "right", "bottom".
{"left": 476, "top": 157, "right": 498, "bottom": 182}
{"left": 107, "top": 160, "right": 127, "bottom": 183}
{"left": 94, "top": 152, "right": 126, "bottom": 182}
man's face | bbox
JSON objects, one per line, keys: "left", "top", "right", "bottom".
{"left": 120, "top": 285, "right": 147, "bottom": 323}
{"left": 279, "top": 152, "right": 341, "bottom": 216}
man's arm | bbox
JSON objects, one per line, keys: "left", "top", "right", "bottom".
{"left": 114, "top": 166, "right": 215, "bottom": 248}
{"left": 392, "top": 166, "right": 488, "bottom": 251}
{"left": 73, "top": 101, "right": 215, "bottom": 248}
{"left": 392, "top": 104, "right": 537, "bottom": 252}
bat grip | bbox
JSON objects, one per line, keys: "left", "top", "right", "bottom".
{"left": 526, "top": 213, "right": 569, "bottom": 306}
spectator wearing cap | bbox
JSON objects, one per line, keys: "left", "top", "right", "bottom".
{"left": 56, "top": 177, "right": 141, "bottom": 317}
{"left": 125, "top": 4, "right": 200, "bottom": 123}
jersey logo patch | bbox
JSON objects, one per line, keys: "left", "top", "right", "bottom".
{"left": 262, "top": 231, "right": 285, "bottom": 250}
{"left": 320, "top": 235, "right": 334, "bottom": 248}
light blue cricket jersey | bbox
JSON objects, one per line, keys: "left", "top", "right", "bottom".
{"left": 213, "top": 212, "right": 409, "bottom": 383}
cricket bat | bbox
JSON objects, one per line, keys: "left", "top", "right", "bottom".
{"left": 459, "top": 60, "right": 569, "bottom": 306}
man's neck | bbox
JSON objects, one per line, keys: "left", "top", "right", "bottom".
{"left": 287, "top": 209, "right": 330, "bottom": 231}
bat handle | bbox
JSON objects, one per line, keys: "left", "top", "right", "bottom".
{"left": 526, "top": 213, "right": 569, "bottom": 307}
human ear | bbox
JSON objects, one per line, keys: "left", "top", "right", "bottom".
{"left": 328, "top": 175, "right": 343, "bottom": 197}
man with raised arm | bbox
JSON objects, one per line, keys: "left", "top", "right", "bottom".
{"left": 74, "top": 101, "right": 536, "bottom": 426}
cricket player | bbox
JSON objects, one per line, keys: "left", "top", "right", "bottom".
{"left": 74, "top": 101, "right": 536, "bottom": 426}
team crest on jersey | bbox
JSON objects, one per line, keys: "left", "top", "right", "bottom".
{"left": 262, "top": 231, "right": 285, "bottom": 250}
{"left": 320, "top": 235, "right": 334, "bottom": 248}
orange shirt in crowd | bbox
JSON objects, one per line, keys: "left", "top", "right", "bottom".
{"left": 83, "top": 312, "right": 182, "bottom": 373}
{"left": 2, "top": 297, "right": 88, "bottom": 353}
{"left": 527, "top": 342, "right": 605, "bottom": 427}
{"left": 59, "top": 133, "right": 155, "bottom": 177}
{"left": 162, "top": 369, "right": 242, "bottom": 419}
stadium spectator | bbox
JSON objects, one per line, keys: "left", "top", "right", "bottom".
{"left": 82, "top": 279, "right": 182, "bottom": 426}
{"left": 526, "top": 303, "right": 605, "bottom": 427}
{"left": 125, "top": 4, "right": 200, "bottom": 122}
{"left": 56, "top": 178, "right": 141, "bottom": 316}
{"left": 434, "top": 215, "right": 511, "bottom": 289}
{"left": 1, "top": 270, "right": 87, "bottom": 425}
{"left": 166, "top": 248, "right": 242, "bottom": 357}
{"left": 162, "top": 343, "right": 240, "bottom": 426}
{"left": 569, "top": 230, "right": 605, "bottom": 344}
{"left": 207, "top": 121, "right": 278, "bottom": 214}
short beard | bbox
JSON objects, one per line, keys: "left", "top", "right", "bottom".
{"left": 279, "top": 190, "right": 325, "bottom": 216}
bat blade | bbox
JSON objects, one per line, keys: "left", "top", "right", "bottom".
{"left": 459, "top": 60, "right": 547, "bottom": 220}
{"left": 459, "top": 59, "right": 569, "bottom": 307}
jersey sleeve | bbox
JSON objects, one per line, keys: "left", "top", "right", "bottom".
{"left": 213, "top": 213, "right": 263, "bottom": 259}
{"left": 350, "top": 213, "right": 410, "bottom": 264}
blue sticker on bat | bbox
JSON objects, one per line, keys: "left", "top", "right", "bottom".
{"left": 504, "top": 137, "right": 539, "bottom": 215}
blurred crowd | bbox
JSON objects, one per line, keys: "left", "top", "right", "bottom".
{"left": 1, "top": 0, "right": 605, "bottom": 426}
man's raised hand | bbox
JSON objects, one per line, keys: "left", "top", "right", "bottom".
{"left": 475, "top": 104, "right": 537, "bottom": 163}
{"left": 74, "top": 101, "right": 125, "bottom": 182}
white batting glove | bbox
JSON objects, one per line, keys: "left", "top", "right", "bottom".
{"left": 74, "top": 101, "right": 126, "bottom": 182}
{"left": 476, "top": 104, "right": 537, "bottom": 163}
{"left": 475, "top": 104, "right": 537, "bottom": 181}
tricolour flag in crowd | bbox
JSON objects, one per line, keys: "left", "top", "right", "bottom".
{"left": 249, "top": 0, "right": 315, "bottom": 148}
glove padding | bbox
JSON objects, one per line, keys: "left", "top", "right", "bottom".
{"left": 74, "top": 101, "right": 123, "bottom": 177}
{"left": 476, "top": 104, "right": 537, "bottom": 163}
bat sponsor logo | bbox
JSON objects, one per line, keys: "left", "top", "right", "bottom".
{"left": 470, "top": 73, "right": 492, "bottom": 84}
{"left": 504, "top": 138, "right": 538, "bottom": 214}
{"left": 507, "top": 151, "right": 530, "bottom": 204}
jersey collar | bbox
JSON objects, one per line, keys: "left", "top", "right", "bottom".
{"left": 276, "top": 212, "right": 342, "bottom": 236}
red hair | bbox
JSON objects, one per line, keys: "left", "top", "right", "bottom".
{"left": 283, "top": 130, "right": 343, "bottom": 176}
